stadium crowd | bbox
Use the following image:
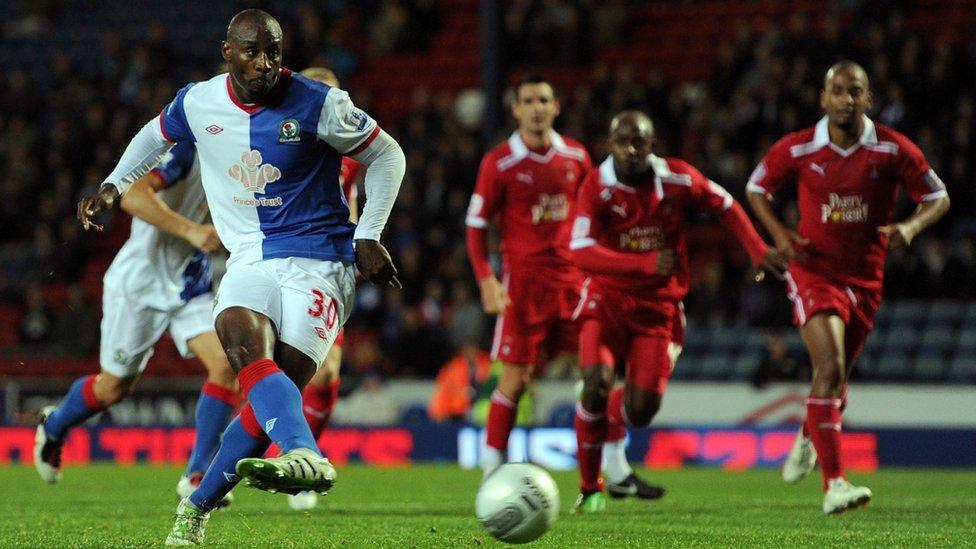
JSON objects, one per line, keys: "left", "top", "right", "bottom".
{"left": 0, "top": 1, "right": 974, "bottom": 380}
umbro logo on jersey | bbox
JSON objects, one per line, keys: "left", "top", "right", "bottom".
{"left": 265, "top": 418, "right": 277, "bottom": 432}
{"left": 515, "top": 172, "right": 533, "bottom": 184}
{"left": 228, "top": 150, "right": 281, "bottom": 193}
{"left": 611, "top": 203, "right": 628, "bottom": 218}
{"left": 205, "top": 124, "right": 224, "bottom": 135}
{"left": 809, "top": 162, "right": 826, "bottom": 176}
{"left": 223, "top": 472, "right": 239, "bottom": 482}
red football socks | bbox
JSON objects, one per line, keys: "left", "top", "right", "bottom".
{"left": 575, "top": 403, "right": 607, "bottom": 494}
{"left": 605, "top": 386, "right": 627, "bottom": 442}
{"left": 302, "top": 379, "right": 341, "bottom": 438}
{"left": 805, "top": 397, "right": 844, "bottom": 491}
{"left": 486, "top": 390, "right": 518, "bottom": 451}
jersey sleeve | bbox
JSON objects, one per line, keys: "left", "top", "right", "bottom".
{"left": 465, "top": 154, "right": 504, "bottom": 229}
{"left": 151, "top": 141, "right": 196, "bottom": 188}
{"left": 159, "top": 83, "right": 196, "bottom": 143}
{"left": 685, "top": 163, "right": 734, "bottom": 216}
{"left": 746, "top": 137, "right": 795, "bottom": 196}
{"left": 896, "top": 136, "right": 949, "bottom": 203}
{"left": 317, "top": 88, "right": 381, "bottom": 155}
{"left": 568, "top": 171, "right": 604, "bottom": 251}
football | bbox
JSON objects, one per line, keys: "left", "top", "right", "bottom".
{"left": 475, "top": 463, "right": 560, "bottom": 544}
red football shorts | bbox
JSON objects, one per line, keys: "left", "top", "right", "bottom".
{"left": 785, "top": 267, "right": 882, "bottom": 363}
{"left": 574, "top": 280, "right": 685, "bottom": 395}
{"left": 490, "top": 272, "right": 580, "bottom": 367}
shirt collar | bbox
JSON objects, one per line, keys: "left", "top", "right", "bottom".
{"left": 813, "top": 114, "right": 877, "bottom": 148}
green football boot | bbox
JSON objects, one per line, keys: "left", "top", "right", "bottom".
{"left": 573, "top": 491, "right": 608, "bottom": 513}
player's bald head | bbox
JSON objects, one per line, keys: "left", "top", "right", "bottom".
{"left": 824, "top": 60, "right": 869, "bottom": 91}
{"left": 222, "top": 9, "right": 284, "bottom": 102}
{"left": 226, "top": 9, "right": 281, "bottom": 43}
{"left": 608, "top": 111, "right": 655, "bottom": 182}
{"left": 301, "top": 67, "right": 340, "bottom": 88}
{"left": 610, "top": 110, "right": 654, "bottom": 138}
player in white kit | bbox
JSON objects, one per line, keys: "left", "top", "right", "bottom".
{"left": 35, "top": 141, "right": 238, "bottom": 509}
{"left": 75, "top": 9, "right": 404, "bottom": 545}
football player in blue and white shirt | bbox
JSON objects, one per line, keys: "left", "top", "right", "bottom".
{"left": 36, "top": 141, "right": 239, "bottom": 509}
{"left": 76, "top": 9, "right": 405, "bottom": 545}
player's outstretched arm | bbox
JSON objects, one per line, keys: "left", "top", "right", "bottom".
{"left": 878, "top": 195, "right": 950, "bottom": 250}
{"left": 719, "top": 200, "right": 788, "bottom": 279}
{"left": 746, "top": 190, "right": 809, "bottom": 263}
{"left": 349, "top": 130, "right": 406, "bottom": 288}
{"left": 465, "top": 224, "right": 509, "bottom": 315}
{"left": 120, "top": 172, "right": 221, "bottom": 253}
{"left": 571, "top": 241, "right": 675, "bottom": 278}
{"left": 103, "top": 116, "right": 174, "bottom": 196}
{"left": 78, "top": 116, "right": 175, "bottom": 232}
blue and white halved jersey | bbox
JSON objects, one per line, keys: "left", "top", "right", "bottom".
{"left": 104, "top": 141, "right": 214, "bottom": 309}
{"left": 158, "top": 69, "right": 380, "bottom": 267}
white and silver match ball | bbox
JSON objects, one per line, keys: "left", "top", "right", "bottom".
{"left": 475, "top": 463, "right": 559, "bottom": 544}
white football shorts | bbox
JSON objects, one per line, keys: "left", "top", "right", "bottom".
{"left": 99, "top": 289, "right": 216, "bottom": 378}
{"left": 213, "top": 257, "right": 355, "bottom": 368}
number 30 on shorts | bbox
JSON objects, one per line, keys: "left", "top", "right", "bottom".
{"left": 308, "top": 288, "right": 339, "bottom": 339}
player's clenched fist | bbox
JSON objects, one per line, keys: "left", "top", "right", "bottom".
{"left": 759, "top": 248, "right": 789, "bottom": 280}
{"left": 772, "top": 229, "right": 810, "bottom": 263}
{"left": 477, "top": 275, "right": 511, "bottom": 315}
{"left": 76, "top": 184, "right": 120, "bottom": 232}
{"left": 355, "top": 239, "right": 402, "bottom": 288}
{"left": 187, "top": 224, "right": 223, "bottom": 253}
{"left": 877, "top": 222, "right": 916, "bottom": 250}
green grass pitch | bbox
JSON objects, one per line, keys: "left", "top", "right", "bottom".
{"left": 1, "top": 464, "right": 974, "bottom": 547}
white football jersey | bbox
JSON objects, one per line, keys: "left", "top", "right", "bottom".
{"left": 103, "top": 141, "right": 214, "bottom": 310}
{"left": 157, "top": 69, "right": 379, "bottom": 267}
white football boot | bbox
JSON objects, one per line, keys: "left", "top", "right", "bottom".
{"left": 822, "top": 478, "right": 872, "bottom": 514}
{"left": 34, "top": 406, "right": 63, "bottom": 484}
{"left": 288, "top": 491, "right": 319, "bottom": 511}
{"left": 236, "top": 448, "right": 336, "bottom": 495}
{"left": 176, "top": 474, "right": 233, "bottom": 509}
{"left": 782, "top": 426, "right": 817, "bottom": 484}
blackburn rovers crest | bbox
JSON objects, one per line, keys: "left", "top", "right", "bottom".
{"left": 279, "top": 118, "right": 300, "bottom": 142}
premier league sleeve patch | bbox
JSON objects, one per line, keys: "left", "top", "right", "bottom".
{"left": 279, "top": 118, "right": 301, "bottom": 142}
{"left": 346, "top": 108, "right": 369, "bottom": 131}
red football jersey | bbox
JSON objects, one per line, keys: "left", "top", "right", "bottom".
{"left": 340, "top": 156, "right": 361, "bottom": 206}
{"left": 747, "top": 116, "right": 948, "bottom": 289}
{"left": 570, "top": 155, "right": 736, "bottom": 300}
{"left": 466, "top": 130, "right": 592, "bottom": 280}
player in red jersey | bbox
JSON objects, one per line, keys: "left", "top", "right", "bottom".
{"left": 746, "top": 61, "right": 950, "bottom": 514}
{"left": 570, "top": 111, "right": 786, "bottom": 512}
{"left": 466, "top": 76, "right": 593, "bottom": 475}
{"left": 289, "top": 67, "right": 362, "bottom": 511}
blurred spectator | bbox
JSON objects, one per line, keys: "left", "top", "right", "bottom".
{"left": 446, "top": 282, "right": 487, "bottom": 349}
{"left": 19, "top": 285, "right": 53, "bottom": 349}
{"left": 49, "top": 284, "right": 99, "bottom": 357}
{"left": 428, "top": 343, "right": 492, "bottom": 422}
{"left": 333, "top": 373, "right": 399, "bottom": 425}
{"left": 369, "top": 0, "right": 409, "bottom": 55}
{"left": 389, "top": 308, "right": 451, "bottom": 377}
